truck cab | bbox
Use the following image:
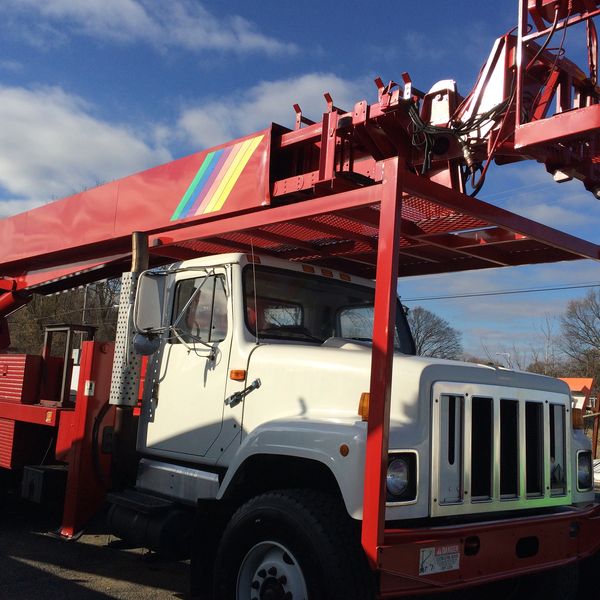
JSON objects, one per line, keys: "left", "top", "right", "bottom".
{"left": 112, "top": 252, "right": 595, "bottom": 573}
{"left": 131, "top": 252, "right": 417, "bottom": 513}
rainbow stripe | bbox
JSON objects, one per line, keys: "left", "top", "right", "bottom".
{"left": 171, "top": 134, "right": 264, "bottom": 221}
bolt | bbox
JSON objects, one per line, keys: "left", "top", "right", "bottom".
{"left": 284, "top": 593, "right": 293, "bottom": 600}
{"left": 258, "top": 569, "right": 267, "bottom": 578}
{"left": 279, "top": 575, "right": 287, "bottom": 585}
{"left": 252, "top": 581, "right": 260, "bottom": 589}
{"left": 268, "top": 566, "right": 277, "bottom": 576}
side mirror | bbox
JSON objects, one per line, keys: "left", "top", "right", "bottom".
{"left": 133, "top": 271, "right": 167, "bottom": 333}
{"left": 133, "top": 332, "right": 161, "bottom": 356}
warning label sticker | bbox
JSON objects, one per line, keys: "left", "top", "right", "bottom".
{"left": 418, "top": 544, "right": 460, "bottom": 575}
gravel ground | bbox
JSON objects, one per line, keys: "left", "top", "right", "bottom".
{"left": 0, "top": 492, "right": 597, "bottom": 600}
{"left": 0, "top": 494, "right": 188, "bottom": 599}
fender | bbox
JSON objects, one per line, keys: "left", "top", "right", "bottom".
{"left": 217, "top": 417, "right": 367, "bottom": 519}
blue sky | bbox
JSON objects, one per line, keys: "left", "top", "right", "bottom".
{"left": 0, "top": 0, "right": 599, "bottom": 362}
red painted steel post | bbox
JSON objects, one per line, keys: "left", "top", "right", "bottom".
{"left": 59, "top": 341, "right": 115, "bottom": 537}
{"left": 361, "top": 157, "right": 403, "bottom": 568}
{"left": 515, "top": 0, "right": 527, "bottom": 129}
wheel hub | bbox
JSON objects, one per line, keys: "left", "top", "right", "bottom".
{"left": 260, "top": 576, "right": 286, "bottom": 599}
{"left": 237, "top": 541, "right": 307, "bottom": 600}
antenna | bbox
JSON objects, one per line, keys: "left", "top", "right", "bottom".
{"left": 250, "top": 238, "right": 259, "bottom": 345}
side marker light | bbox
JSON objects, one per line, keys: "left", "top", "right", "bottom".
{"left": 358, "top": 392, "right": 370, "bottom": 421}
{"left": 230, "top": 369, "right": 246, "bottom": 381}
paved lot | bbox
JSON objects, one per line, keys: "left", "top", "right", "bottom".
{"left": 0, "top": 492, "right": 597, "bottom": 600}
{"left": 0, "top": 494, "right": 188, "bottom": 599}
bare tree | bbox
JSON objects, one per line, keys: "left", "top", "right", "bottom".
{"left": 527, "top": 314, "right": 567, "bottom": 376}
{"left": 407, "top": 306, "right": 462, "bottom": 359}
{"left": 481, "top": 341, "right": 530, "bottom": 370}
{"left": 559, "top": 290, "right": 600, "bottom": 379}
{"left": 7, "top": 279, "right": 120, "bottom": 354}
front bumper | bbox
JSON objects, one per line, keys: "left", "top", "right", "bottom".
{"left": 378, "top": 499, "right": 600, "bottom": 597}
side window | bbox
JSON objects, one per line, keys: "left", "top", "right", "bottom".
{"left": 337, "top": 305, "right": 401, "bottom": 346}
{"left": 338, "top": 305, "right": 373, "bottom": 341}
{"left": 211, "top": 277, "right": 228, "bottom": 341}
{"left": 171, "top": 275, "right": 228, "bottom": 343}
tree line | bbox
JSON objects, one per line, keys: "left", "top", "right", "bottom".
{"left": 4, "top": 280, "right": 599, "bottom": 388}
{"left": 7, "top": 280, "right": 119, "bottom": 354}
{"left": 474, "top": 290, "right": 600, "bottom": 383}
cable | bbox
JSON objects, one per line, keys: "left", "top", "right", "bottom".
{"left": 92, "top": 401, "right": 111, "bottom": 485}
{"left": 403, "top": 282, "right": 600, "bottom": 302}
{"left": 526, "top": 5, "right": 560, "bottom": 71}
{"left": 527, "top": 7, "right": 571, "bottom": 122}
{"left": 406, "top": 78, "right": 515, "bottom": 185}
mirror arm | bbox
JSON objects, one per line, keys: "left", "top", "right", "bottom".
{"left": 171, "top": 269, "right": 215, "bottom": 330}
{"left": 170, "top": 327, "right": 216, "bottom": 360}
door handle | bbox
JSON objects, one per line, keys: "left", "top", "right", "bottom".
{"left": 225, "top": 378, "right": 261, "bottom": 409}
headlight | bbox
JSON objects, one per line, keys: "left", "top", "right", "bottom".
{"left": 577, "top": 451, "right": 593, "bottom": 491}
{"left": 386, "top": 457, "right": 409, "bottom": 497}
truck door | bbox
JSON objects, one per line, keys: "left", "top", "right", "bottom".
{"left": 145, "top": 270, "right": 232, "bottom": 458}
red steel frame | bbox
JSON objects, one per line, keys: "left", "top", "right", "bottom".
{"left": 0, "top": 145, "right": 598, "bottom": 592}
{"left": 58, "top": 341, "right": 115, "bottom": 537}
{"left": 361, "top": 158, "right": 404, "bottom": 567}
{"left": 1, "top": 3, "right": 600, "bottom": 588}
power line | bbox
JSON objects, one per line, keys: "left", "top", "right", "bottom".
{"left": 403, "top": 282, "right": 600, "bottom": 302}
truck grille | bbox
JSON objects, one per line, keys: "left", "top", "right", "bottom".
{"left": 431, "top": 383, "right": 571, "bottom": 517}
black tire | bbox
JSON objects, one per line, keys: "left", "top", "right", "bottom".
{"left": 213, "top": 489, "right": 374, "bottom": 600}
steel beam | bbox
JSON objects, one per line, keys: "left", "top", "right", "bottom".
{"left": 361, "top": 157, "right": 403, "bottom": 567}
{"left": 403, "top": 171, "right": 600, "bottom": 260}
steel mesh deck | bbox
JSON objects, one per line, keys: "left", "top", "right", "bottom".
{"left": 160, "top": 193, "right": 589, "bottom": 279}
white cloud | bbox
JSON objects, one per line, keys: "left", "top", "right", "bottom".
{"left": 0, "top": 85, "right": 171, "bottom": 214}
{"left": 0, "top": 72, "right": 364, "bottom": 216}
{"left": 507, "top": 202, "right": 590, "bottom": 228}
{"left": 0, "top": 198, "right": 49, "bottom": 218}
{"left": 178, "top": 73, "right": 369, "bottom": 147}
{"left": 7, "top": 0, "right": 296, "bottom": 56}
{"left": 0, "top": 59, "right": 23, "bottom": 72}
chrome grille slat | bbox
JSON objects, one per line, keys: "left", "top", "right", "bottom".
{"left": 431, "top": 383, "right": 571, "bottom": 517}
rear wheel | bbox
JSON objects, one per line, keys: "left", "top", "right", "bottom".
{"left": 213, "top": 489, "right": 374, "bottom": 600}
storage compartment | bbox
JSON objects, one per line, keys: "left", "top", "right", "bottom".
{"left": 0, "top": 354, "right": 42, "bottom": 404}
{"left": 0, "top": 419, "right": 55, "bottom": 469}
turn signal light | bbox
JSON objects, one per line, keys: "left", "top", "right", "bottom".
{"left": 230, "top": 369, "right": 246, "bottom": 381}
{"left": 358, "top": 392, "right": 370, "bottom": 421}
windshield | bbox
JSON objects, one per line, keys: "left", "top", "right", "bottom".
{"left": 243, "top": 265, "right": 415, "bottom": 354}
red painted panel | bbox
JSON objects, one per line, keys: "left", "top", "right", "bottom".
{"left": 59, "top": 341, "right": 116, "bottom": 537}
{"left": 0, "top": 401, "right": 58, "bottom": 426}
{"left": 0, "top": 129, "right": 272, "bottom": 273}
{"left": 0, "top": 354, "right": 42, "bottom": 404}
{"left": 378, "top": 504, "right": 600, "bottom": 595}
{"left": 55, "top": 410, "right": 75, "bottom": 461}
{"left": 0, "top": 418, "right": 16, "bottom": 468}
{"left": 515, "top": 104, "right": 600, "bottom": 148}
{"left": 0, "top": 418, "right": 56, "bottom": 469}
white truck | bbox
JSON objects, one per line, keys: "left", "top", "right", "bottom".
{"left": 104, "top": 251, "right": 596, "bottom": 599}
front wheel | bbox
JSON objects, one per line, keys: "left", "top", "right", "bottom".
{"left": 213, "top": 489, "right": 374, "bottom": 600}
